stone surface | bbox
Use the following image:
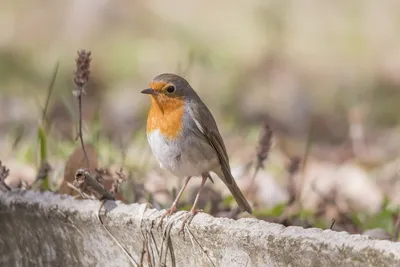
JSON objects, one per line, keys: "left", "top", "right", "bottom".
{"left": 0, "top": 190, "right": 400, "bottom": 267}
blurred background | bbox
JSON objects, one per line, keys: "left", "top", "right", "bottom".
{"left": 1, "top": 0, "right": 400, "bottom": 238}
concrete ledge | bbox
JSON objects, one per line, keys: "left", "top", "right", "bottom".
{"left": 0, "top": 190, "right": 399, "bottom": 267}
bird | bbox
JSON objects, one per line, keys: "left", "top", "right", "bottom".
{"left": 141, "top": 73, "right": 252, "bottom": 224}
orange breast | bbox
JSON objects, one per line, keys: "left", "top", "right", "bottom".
{"left": 146, "top": 95, "right": 185, "bottom": 139}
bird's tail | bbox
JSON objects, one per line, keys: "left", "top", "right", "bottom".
{"left": 227, "top": 179, "right": 253, "bottom": 214}
{"left": 216, "top": 168, "right": 252, "bottom": 214}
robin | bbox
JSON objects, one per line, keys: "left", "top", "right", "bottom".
{"left": 141, "top": 73, "right": 252, "bottom": 223}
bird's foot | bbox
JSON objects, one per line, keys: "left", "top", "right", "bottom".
{"left": 157, "top": 205, "right": 177, "bottom": 229}
{"left": 179, "top": 209, "right": 203, "bottom": 235}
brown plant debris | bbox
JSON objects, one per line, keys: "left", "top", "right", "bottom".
{"left": 73, "top": 169, "right": 115, "bottom": 200}
{"left": 36, "top": 161, "right": 52, "bottom": 181}
{"left": 0, "top": 161, "right": 10, "bottom": 191}
{"left": 58, "top": 144, "right": 99, "bottom": 196}
{"left": 110, "top": 168, "right": 127, "bottom": 196}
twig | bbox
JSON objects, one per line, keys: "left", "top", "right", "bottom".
{"left": 66, "top": 182, "right": 94, "bottom": 199}
{"left": 185, "top": 226, "right": 217, "bottom": 267}
{"left": 73, "top": 169, "right": 115, "bottom": 200}
{"left": 139, "top": 239, "right": 147, "bottom": 267}
{"left": 330, "top": 218, "right": 336, "bottom": 230}
{"left": 293, "top": 120, "right": 315, "bottom": 203}
{"left": 97, "top": 200, "right": 139, "bottom": 267}
{"left": 73, "top": 50, "right": 92, "bottom": 169}
{"left": 0, "top": 161, "right": 11, "bottom": 191}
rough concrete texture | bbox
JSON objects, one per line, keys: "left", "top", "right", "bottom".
{"left": 0, "top": 191, "right": 400, "bottom": 267}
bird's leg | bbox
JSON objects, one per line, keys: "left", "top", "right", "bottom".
{"left": 179, "top": 173, "right": 208, "bottom": 233}
{"left": 159, "top": 176, "right": 192, "bottom": 225}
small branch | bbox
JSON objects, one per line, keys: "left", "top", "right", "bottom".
{"left": 330, "top": 218, "right": 336, "bottom": 230}
{"left": 0, "top": 161, "right": 11, "bottom": 192}
{"left": 66, "top": 182, "right": 94, "bottom": 199}
{"left": 73, "top": 50, "right": 92, "bottom": 170}
{"left": 73, "top": 169, "right": 115, "bottom": 200}
{"left": 97, "top": 201, "right": 138, "bottom": 266}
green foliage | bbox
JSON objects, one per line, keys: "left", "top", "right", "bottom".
{"left": 223, "top": 195, "right": 235, "bottom": 206}
{"left": 353, "top": 197, "right": 398, "bottom": 233}
{"left": 253, "top": 203, "right": 286, "bottom": 217}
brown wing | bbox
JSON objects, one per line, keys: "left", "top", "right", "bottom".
{"left": 188, "top": 99, "right": 252, "bottom": 213}
{"left": 188, "top": 99, "right": 234, "bottom": 186}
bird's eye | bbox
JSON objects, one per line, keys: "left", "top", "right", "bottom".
{"left": 166, "top": 86, "right": 175, "bottom": 93}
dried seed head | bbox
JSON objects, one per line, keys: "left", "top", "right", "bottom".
{"left": 256, "top": 122, "right": 273, "bottom": 169}
{"left": 73, "top": 50, "right": 91, "bottom": 90}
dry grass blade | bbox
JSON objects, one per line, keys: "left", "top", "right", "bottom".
{"left": 97, "top": 201, "right": 139, "bottom": 267}
{"left": 73, "top": 49, "right": 92, "bottom": 169}
{"left": 42, "top": 61, "right": 60, "bottom": 124}
{"left": 73, "top": 169, "right": 115, "bottom": 200}
{"left": 330, "top": 218, "right": 336, "bottom": 230}
{"left": 185, "top": 226, "right": 217, "bottom": 267}
{"left": 0, "top": 161, "right": 11, "bottom": 191}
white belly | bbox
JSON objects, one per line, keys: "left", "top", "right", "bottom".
{"left": 147, "top": 129, "right": 219, "bottom": 178}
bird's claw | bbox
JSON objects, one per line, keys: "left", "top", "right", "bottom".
{"left": 157, "top": 205, "right": 177, "bottom": 229}
{"left": 179, "top": 209, "right": 203, "bottom": 235}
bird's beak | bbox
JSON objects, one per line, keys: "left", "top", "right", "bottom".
{"left": 141, "top": 88, "right": 159, "bottom": 95}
